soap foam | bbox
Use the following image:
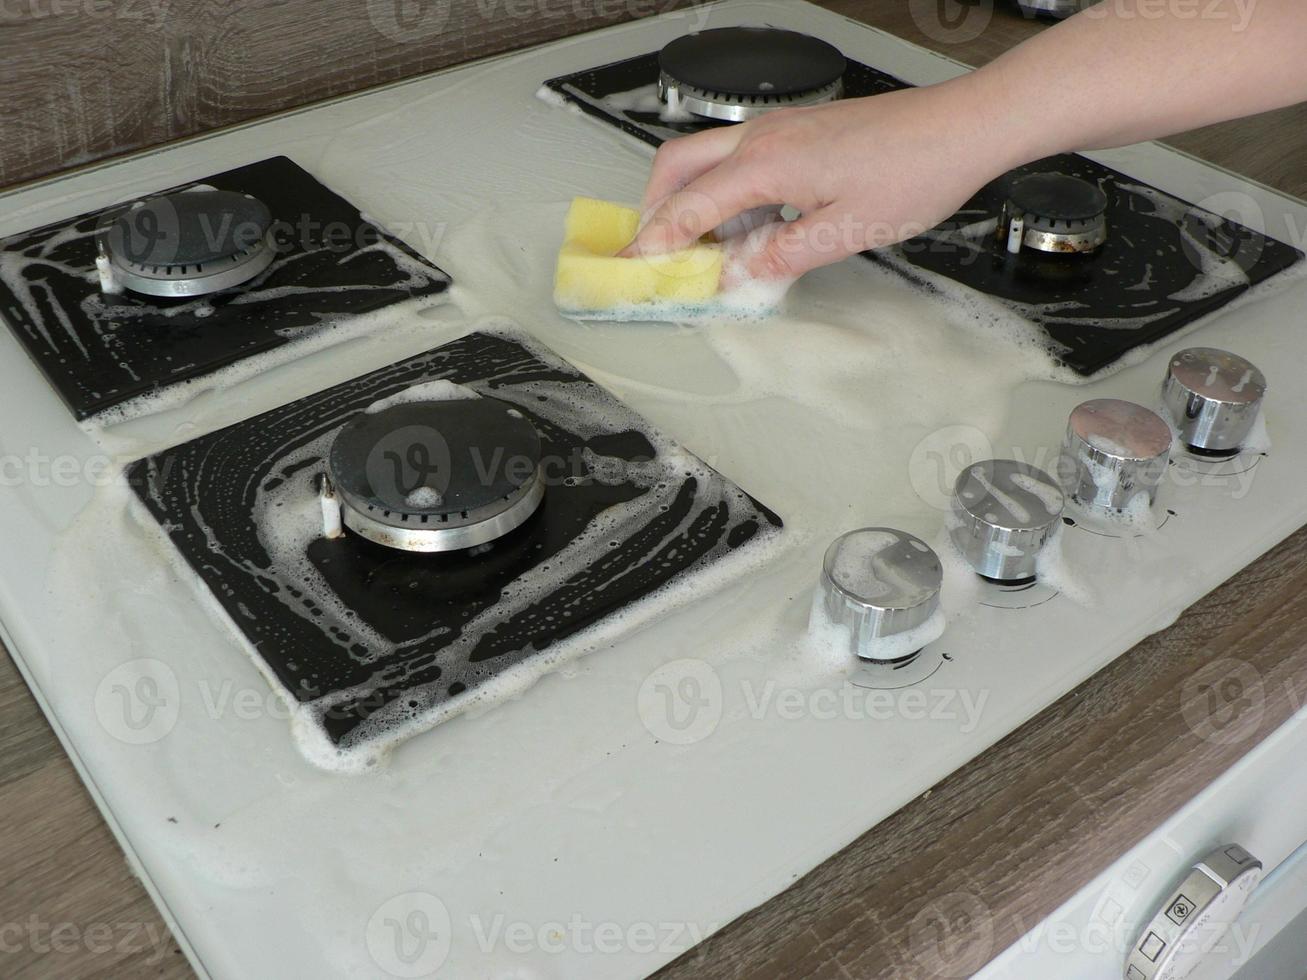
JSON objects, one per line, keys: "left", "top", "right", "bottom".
{"left": 1244, "top": 411, "right": 1272, "bottom": 454}
{"left": 128, "top": 320, "right": 792, "bottom": 771}
{"left": 403, "top": 486, "right": 444, "bottom": 508}
{"left": 1033, "top": 524, "right": 1097, "bottom": 606}
{"left": 363, "top": 378, "right": 477, "bottom": 413}
{"left": 11, "top": 221, "right": 455, "bottom": 432}
{"left": 803, "top": 590, "right": 947, "bottom": 674}
{"left": 827, "top": 529, "right": 899, "bottom": 599}
{"left": 536, "top": 81, "right": 693, "bottom": 143}
{"left": 602, "top": 83, "right": 697, "bottom": 124}
{"left": 1118, "top": 183, "right": 1253, "bottom": 303}
{"left": 557, "top": 281, "right": 787, "bottom": 325}
{"left": 871, "top": 219, "right": 1307, "bottom": 388}
{"left": 82, "top": 290, "right": 450, "bottom": 433}
{"left": 1008, "top": 471, "right": 1065, "bottom": 516}
{"left": 13, "top": 29, "right": 1307, "bottom": 980}
{"left": 557, "top": 214, "right": 797, "bottom": 325}
{"left": 139, "top": 156, "right": 1294, "bottom": 770}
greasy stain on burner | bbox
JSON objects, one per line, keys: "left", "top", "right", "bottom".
{"left": 127, "top": 331, "right": 782, "bottom": 752}
{"left": 0, "top": 156, "right": 450, "bottom": 421}
{"left": 544, "top": 53, "right": 1303, "bottom": 376}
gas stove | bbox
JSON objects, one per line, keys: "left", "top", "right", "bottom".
{"left": 1, "top": 3, "right": 1306, "bottom": 980}
{"left": 0, "top": 156, "right": 450, "bottom": 421}
{"left": 657, "top": 27, "right": 847, "bottom": 119}
{"left": 543, "top": 26, "right": 1303, "bottom": 376}
{"left": 129, "top": 329, "right": 780, "bottom": 759}
{"left": 543, "top": 25, "right": 905, "bottom": 144}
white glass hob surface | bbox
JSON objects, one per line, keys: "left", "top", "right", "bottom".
{"left": 1, "top": 2, "right": 1305, "bottom": 977}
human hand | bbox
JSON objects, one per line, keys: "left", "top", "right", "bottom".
{"left": 622, "top": 78, "right": 1028, "bottom": 283}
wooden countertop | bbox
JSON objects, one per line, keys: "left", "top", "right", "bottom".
{"left": 3, "top": 3, "right": 1306, "bottom": 978}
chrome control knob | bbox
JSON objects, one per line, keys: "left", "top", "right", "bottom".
{"left": 815, "top": 528, "right": 943, "bottom": 662}
{"left": 1059, "top": 399, "right": 1172, "bottom": 513}
{"left": 1163, "top": 347, "right": 1267, "bottom": 456}
{"left": 1125, "top": 843, "right": 1262, "bottom": 980}
{"left": 951, "top": 460, "right": 1064, "bottom": 583}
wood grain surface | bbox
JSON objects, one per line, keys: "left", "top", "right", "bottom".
{"left": 3, "top": 2, "right": 1306, "bottom": 979}
{"left": 824, "top": 0, "right": 1307, "bottom": 199}
{"left": 0, "top": 0, "right": 694, "bottom": 189}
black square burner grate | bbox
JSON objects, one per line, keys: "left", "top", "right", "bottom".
{"left": 0, "top": 156, "right": 451, "bottom": 420}
{"left": 543, "top": 50, "right": 906, "bottom": 148}
{"left": 874, "top": 154, "right": 1304, "bottom": 375}
{"left": 128, "top": 330, "right": 783, "bottom": 757}
{"left": 544, "top": 52, "right": 1303, "bottom": 375}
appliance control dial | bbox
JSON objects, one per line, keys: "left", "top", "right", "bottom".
{"left": 815, "top": 528, "right": 942, "bottom": 662}
{"left": 1162, "top": 348, "right": 1266, "bottom": 455}
{"left": 951, "top": 460, "right": 1064, "bottom": 583}
{"left": 1059, "top": 399, "right": 1172, "bottom": 513}
{"left": 1125, "top": 844, "right": 1262, "bottom": 980}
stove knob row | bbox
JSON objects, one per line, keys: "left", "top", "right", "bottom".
{"left": 814, "top": 528, "right": 943, "bottom": 663}
{"left": 951, "top": 459, "right": 1065, "bottom": 583}
{"left": 811, "top": 348, "right": 1267, "bottom": 666}
{"left": 1162, "top": 347, "right": 1267, "bottom": 457}
{"left": 1052, "top": 348, "right": 1267, "bottom": 520}
{"left": 1059, "top": 398, "right": 1172, "bottom": 514}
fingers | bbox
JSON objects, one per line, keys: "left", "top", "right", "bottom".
{"left": 728, "top": 206, "right": 856, "bottom": 284}
{"left": 624, "top": 161, "right": 777, "bottom": 258}
{"left": 640, "top": 127, "right": 744, "bottom": 213}
{"left": 711, "top": 204, "right": 785, "bottom": 244}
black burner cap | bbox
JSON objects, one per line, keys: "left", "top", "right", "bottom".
{"left": 106, "top": 189, "right": 272, "bottom": 267}
{"left": 329, "top": 397, "right": 541, "bottom": 519}
{"left": 1008, "top": 173, "right": 1107, "bottom": 222}
{"left": 659, "top": 27, "right": 846, "bottom": 98}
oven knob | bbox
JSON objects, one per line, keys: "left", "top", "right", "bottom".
{"left": 814, "top": 528, "right": 943, "bottom": 662}
{"left": 1059, "top": 399, "right": 1172, "bottom": 513}
{"left": 1125, "top": 843, "right": 1262, "bottom": 980}
{"left": 951, "top": 460, "right": 1064, "bottom": 583}
{"left": 1162, "top": 347, "right": 1266, "bottom": 456}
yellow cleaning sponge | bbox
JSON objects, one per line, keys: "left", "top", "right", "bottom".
{"left": 554, "top": 198, "right": 723, "bottom": 316}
